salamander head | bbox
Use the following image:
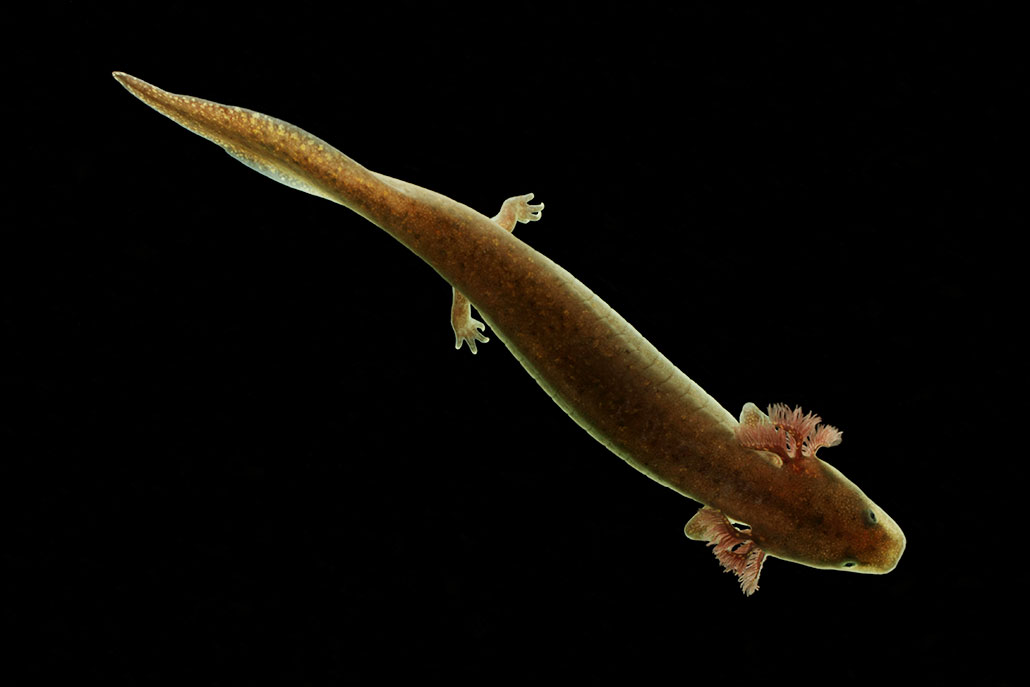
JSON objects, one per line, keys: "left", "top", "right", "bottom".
{"left": 803, "top": 459, "right": 907, "bottom": 574}
{"left": 737, "top": 402, "right": 906, "bottom": 574}
{"left": 687, "top": 403, "right": 905, "bottom": 595}
{"left": 746, "top": 466, "right": 909, "bottom": 578}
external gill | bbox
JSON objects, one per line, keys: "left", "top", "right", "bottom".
{"left": 736, "top": 402, "right": 842, "bottom": 468}
{"left": 685, "top": 507, "right": 767, "bottom": 596}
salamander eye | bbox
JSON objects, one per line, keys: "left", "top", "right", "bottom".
{"left": 842, "top": 561, "right": 857, "bottom": 568}
{"left": 864, "top": 509, "right": 878, "bottom": 527}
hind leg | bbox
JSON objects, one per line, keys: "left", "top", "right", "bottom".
{"left": 451, "top": 193, "right": 544, "bottom": 354}
{"left": 492, "top": 192, "right": 544, "bottom": 232}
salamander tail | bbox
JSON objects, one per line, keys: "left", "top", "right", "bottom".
{"left": 112, "top": 72, "right": 384, "bottom": 214}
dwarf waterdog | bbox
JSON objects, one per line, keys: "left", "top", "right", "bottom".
{"left": 113, "top": 72, "right": 905, "bottom": 594}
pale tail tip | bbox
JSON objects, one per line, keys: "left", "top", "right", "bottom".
{"left": 112, "top": 71, "right": 143, "bottom": 91}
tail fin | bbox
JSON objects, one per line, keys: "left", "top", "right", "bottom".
{"left": 112, "top": 72, "right": 379, "bottom": 212}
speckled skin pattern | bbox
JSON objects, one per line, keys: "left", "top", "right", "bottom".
{"left": 114, "top": 73, "right": 904, "bottom": 582}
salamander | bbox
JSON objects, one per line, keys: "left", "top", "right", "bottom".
{"left": 113, "top": 72, "right": 906, "bottom": 594}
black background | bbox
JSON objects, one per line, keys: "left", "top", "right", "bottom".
{"left": 5, "top": 2, "right": 1019, "bottom": 684}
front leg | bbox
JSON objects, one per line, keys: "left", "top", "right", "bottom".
{"left": 451, "top": 193, "right": 544, "bottom": 354}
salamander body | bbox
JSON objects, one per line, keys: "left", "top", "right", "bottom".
{"left": 113, "top": 72, "right": 905, "bottom": 594}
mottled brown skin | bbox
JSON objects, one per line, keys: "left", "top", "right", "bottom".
{"left": 113, "top": 73, "right": 905, "bottom": 578}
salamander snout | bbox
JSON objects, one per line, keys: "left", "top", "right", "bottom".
{"left": 842, "top": 504, "right": 906, "bottom": 574}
